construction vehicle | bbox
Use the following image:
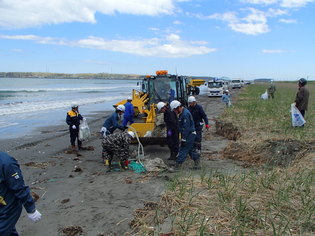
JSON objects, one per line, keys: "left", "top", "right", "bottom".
{"left": 187, "top": 78, "right": 206, "bottom": 95}
{"left": 115, "top": 70, "right": 189, "bottom": 143}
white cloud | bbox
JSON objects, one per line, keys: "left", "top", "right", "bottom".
{"left": 261, "top": 49, "right": 286, "bottom": 53}
{"left": 241, "top": 0, "right": 315, "bottom": 8}
{"left": 173, "top": 20, "right": 183, "bottom": 25}
{"left": 0, "top": 0, "right": 181, "bottom": 29}
{"left": 0, "top": 34, "right": 216, "bottom": 58}
{"left": 279, "top": 18, "right": 297, "bottom": 23}
{"left": 210, "top": 8, "right": 270, "bottom": 35}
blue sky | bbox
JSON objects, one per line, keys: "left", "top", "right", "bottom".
{"left": 0, "top": 0, "right": 314, "bottom": 80}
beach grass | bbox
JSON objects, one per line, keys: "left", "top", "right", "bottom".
{"left": 131, "top": 82, "right": 315, "bottom": 236}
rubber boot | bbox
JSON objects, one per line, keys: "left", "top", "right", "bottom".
{"left": 193, "top": 159, "right": 201, "bottom": 170}
{"left": 167, "top": 151, "right": 177, "bottom": 161}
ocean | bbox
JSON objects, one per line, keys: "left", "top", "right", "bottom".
{"left": 0, "top": 78, "right": 139, "bottom": 139}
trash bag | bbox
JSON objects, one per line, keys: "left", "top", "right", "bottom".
{"left": 79, "top": 119, "right": 91, "bottom": 141}
{"left": 291, "top": 103, "right": 306, "bottom": 127}
{"left": 261, "top": 90, "right": 268, "bottom": 100}
{"left": 228, "top": 101, "right": 232, "bottom": 107}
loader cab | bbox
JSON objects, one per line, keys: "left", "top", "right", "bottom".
{"left": 142, "top": 71, "right": 188, "bottom": 107}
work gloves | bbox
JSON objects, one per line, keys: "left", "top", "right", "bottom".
{"left": 72, "top": 125, "right": 76, "bottom": 129}
{"left": 167, "top": 130, "right": 172, "bottom": 136}
{"left": 28, "top": 209, "right": 42, "bottom": 222}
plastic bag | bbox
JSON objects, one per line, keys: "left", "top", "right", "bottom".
{"left": 228, "top": 101, "right": 232, "bottom": 107}
{"left": 261, "top": 90, "right": 268, "bottom": 100}
{"left": 290, "top": 103, "right": 306, "bottom": 127}
{"left": 79, "top": 118, "right": 91, "bottom": 141}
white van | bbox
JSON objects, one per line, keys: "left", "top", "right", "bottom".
{"left": 231, "top": 79, "right": 242, "bottom": 89}
{"left": 208, "top": 80, "right": 224, "bottom": 96}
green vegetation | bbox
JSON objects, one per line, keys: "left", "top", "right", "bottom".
{"left": 0, "top": 72, "right": 140, "bottom": 79}
{"left": 132, "top": 82, "right": 315, "bottom": 236}
{"left": 223, "top": 82, "right": 315, "bottom": 141}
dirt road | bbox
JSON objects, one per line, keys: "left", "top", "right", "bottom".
{"left": 1, "top": 90, "right": 244, "bottom": 236}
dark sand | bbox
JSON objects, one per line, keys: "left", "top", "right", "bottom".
{"left": 0, "top": 92, "right": 244, "bottom": 236}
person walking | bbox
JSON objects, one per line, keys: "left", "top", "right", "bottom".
{"left": 170, "top": 100, "right": 200, "bottom": 170}
{"left": 267, "top": 81, "right": 276, "bottom": 99}
{"left": 157, "top": 102, "right": 179, "bottom": 160}
{"left": 187, "top": 96, "right": 209, "bottom": 153}
{"left": 294, "top": 78, "right": 309, "bottom": 118}
{"left": 101, "top": 131, "right": 135, "bottom": 171}
{"left": 123, "top": 97, "right": 134, "bottom": 127}
{"left": 222, "top": 90, "right": 231, "bottom": 107}
{"left": 101, "top": 105, "right": 126, "bottom": 137}
{"left": 66, "top": 104, "right": 84, "bottom": 150}
{"left": 0, "top": 151, "right": 42, "bottom": 236}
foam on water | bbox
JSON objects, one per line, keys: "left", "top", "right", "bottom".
{"left": 0, "top": 95, "right": 126, "bottom": 116}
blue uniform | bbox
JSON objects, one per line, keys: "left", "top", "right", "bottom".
{"left": 103, "top": 111, "right": 124, "bottom": 134}
{"left": 0, "top": 151, "right": 36, "bottom": 236}
{"left": 222, "top": 94, "right": 231, "bottom": 107}
{"left": 188, "top": 104, "right": 209, "bottom": 150}
{"left": 123, "top": 101, "right": 134, "bottom": 127}
{"left": 177, "top": 108, "right": 200, "bottom": 164}
{"left": 66, "top": 109, "right": 83, "bottom": 148}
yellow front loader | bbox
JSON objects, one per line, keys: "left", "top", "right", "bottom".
{"left": 115, "top": 70, "right": 189, "bottom": 144}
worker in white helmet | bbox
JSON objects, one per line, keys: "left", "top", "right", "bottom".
{"left": 101, "top": 131, "right": 135, "bottom": 171}
{"left": 157, "top": 101, "right": 179, "bottom": 160}
{"left": 187, "top": 96, "right": 209, "bottom": 152}
{"left": 101, "top": 105, "right": 126, "bottom": 136}
{"left": 170, "top": 100, "right": 201, "bottom": 170}
{"left": 66, "top": 104, "right": 85, "bottom": 150}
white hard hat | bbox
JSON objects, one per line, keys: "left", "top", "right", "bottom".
{"left": 71, "top": 104, "right": 79, "bottom": 108}
{"left": 128, "top": 131, "right": 135, "bottom": 138}
{"left": 170, "top": 100, "right": 181, "bottom": 111}
{"left": 157, "top": 102, "right": 166, "bottom": 111}
{"left": 225, "top": 90, "right": 229, "bottom": 93}
{"left": 127, "top": 97, "right": 132, "bottom": 101}
{"left": 188, "top": 96, "right": 196, "bottom": 103}
{"left": 117, "top": 104, "right": 125, "bottom": 112}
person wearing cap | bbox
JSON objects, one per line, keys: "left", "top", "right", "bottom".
{"left": 157, "top": 102, "right": 179, "bottom": 160}
{"left": 101, "top": 105, "right": 126, "bottom": 136}
{"left": 294, "top": 78, "right": 309, "bottom": 118}
{"left": 222, "top": 90, "right": 231, "bottom": 107}
{"left": 101, "top": 131, "right": 135, "bottom": 171}
{"left": 267, "top": 81, "right": 276, "bottom": 99}
{"left": 170, "top": 100, "right": 201, "bottom": 170}
{"left": 66, "top": 104, "right": 84, "bottom": 150}
{"left": 123, "top": 97, "right": 134, "bottom": 127}
{"left": 0, "top": 151, "right": 42, "bottom": 236}
{"left": 187, "top": 96, "right": 209, "bottom": 153}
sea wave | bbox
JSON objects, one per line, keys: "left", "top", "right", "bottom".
{"left": 0, "top": 95, "right": 125, "bottom": 116}
{"left": 0, "top": 85, "right": 133, "bottom": 93}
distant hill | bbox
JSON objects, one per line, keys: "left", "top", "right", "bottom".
{"left": 0, "top": 72, "right": 141, "bottom": 80}
{"left": 254, "top": 78, "right": 274, "bottom": 83}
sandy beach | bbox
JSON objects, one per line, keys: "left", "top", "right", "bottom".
{"left": 0, "top": 92, "right": 244, "bottom": 236}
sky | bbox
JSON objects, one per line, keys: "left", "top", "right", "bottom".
{"left": 0, "top": 0, "right": 314, "bottom": 80}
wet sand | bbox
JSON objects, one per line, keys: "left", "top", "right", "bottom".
{"left": 0, "top": 91, "right": 244, "bottom": 236}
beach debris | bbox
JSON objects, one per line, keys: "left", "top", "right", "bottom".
{"left": 73, "top": 157, "right": 80, "bottom": 161}
{"left": 24, "top": 161, "right": 55, "bottom": 169}
{"left": 79, "top": 146, "right": 94, "bottom": 151}
{"left": 124, "top": 177, "right": 133, "bottom": 184}
{"left": 64, "top": 149, "right": 78, "bottom": 154}
{"left": 69, "top": 174, "right": 74, "bottom": 178}
{"left": 59, "top": 225, "right": 83, "bottom": 236}
{"left": 73, "top": 165, "right": 82, "bottom": 172}
{"left": 61, "top": 198, "right": 70, "bottom": 204}
{"left": 76, "top": 153, "right": 83, "bottom": 157}
{"left": 143, "top": 158, "right": 168, "bottom": 172}
{"left": 31, "top": 191, "right": 40, "bottom": 202}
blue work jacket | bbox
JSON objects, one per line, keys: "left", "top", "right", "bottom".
{"left": 178, "top": 108, "right": 196, "bottom": 141}
{"left": 103, "top": 112, "right": 124, "bottom": 133}
{"left": 124, "top": 102, "right": 134, "bottom": 118}
{"left": 188, "top": 104, "right": 209, "bottom": 129}
{"left": 0, "top": 151, "right": 35, "bottom": 222}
